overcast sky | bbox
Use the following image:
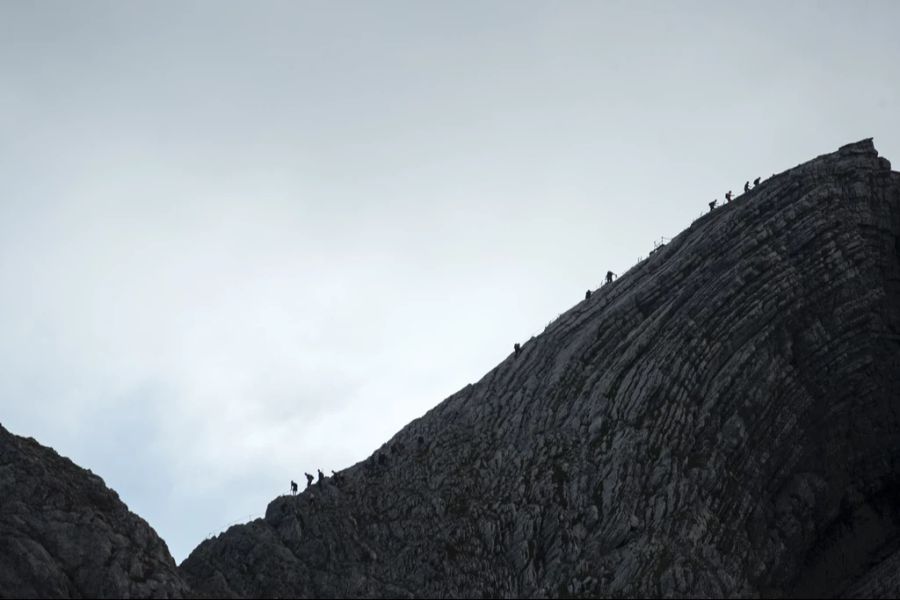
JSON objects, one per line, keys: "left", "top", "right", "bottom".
{"left": 1, "top": 1, "right": 898, "bottom": 562}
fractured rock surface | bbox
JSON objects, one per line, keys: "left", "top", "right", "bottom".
{"left": 4, "top": 140, "right": 899, "bottom": 599}
{"left": 0, "top": 424, "right": 188, "bottom": 599}
{"left": 182, "top": 139, "right": 900, "bottom": 598}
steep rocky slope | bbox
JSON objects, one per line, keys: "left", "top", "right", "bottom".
{"left": 0, "top": 424, "right": 188, "bottom": 598}
{"left": 181, "top": 139, "right": 900, "bottom": 598}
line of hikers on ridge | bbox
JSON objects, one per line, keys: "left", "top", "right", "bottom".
{"left": 513, "top": 175, "right": 769, "bottom": 360}
{"left": 513, "top": 269, "right": 618, "bottom": 358}
{"left": 708, "top": 176, "right": 763, "bottom": 213}
{"left": 290, "top": 469, "right": 345, "bottom": 495}
{"left": 288, "top": 437, "right": 425, "bottom": 494}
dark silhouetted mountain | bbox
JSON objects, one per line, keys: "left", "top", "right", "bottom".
{"left": 0, "top": 424, "right": 188, "bottom": 598}
{"left": 179, "top": 139, "right": 900, "bottom": 598}
{"left": 3, "top": 140, "right": 899, "bottom": 599}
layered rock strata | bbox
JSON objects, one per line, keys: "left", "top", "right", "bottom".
{"left": 182, "top": 139, "right": 900, "bottom": 598}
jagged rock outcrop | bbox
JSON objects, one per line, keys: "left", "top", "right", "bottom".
{"left": 181, "top": 139, "right": 900, "bottom": 598}
{"left": 0, "top": 424, "right": 188, "bottom": 598}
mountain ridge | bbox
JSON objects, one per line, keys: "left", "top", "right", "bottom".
{"left": 1, "top": 139, "right": 898, "bottom": 598}
{"left": 181, "top": 138, "right": 900, "bottom": 598}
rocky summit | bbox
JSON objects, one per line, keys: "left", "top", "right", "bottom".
{"left": 179, "top": 139, "right": 900, "bottom": 598}
{"left": 0, "top": 425, "right": 188, "bottom": 598}
{"left": 3, "top": 140, "right": 900, "bottom": 599}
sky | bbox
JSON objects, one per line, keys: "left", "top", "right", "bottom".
{"left": 1, "top": 1, "right": 898, "bottom": 563}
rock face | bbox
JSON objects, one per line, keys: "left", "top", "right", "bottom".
{"left": 181, "top": 139, "right": 900, "bottom": 598}
{"left": 0, "top": 424, "right": 188, "bottom": 598}
{"left": 7, "top": 140, "right": 893, "bottom": 599}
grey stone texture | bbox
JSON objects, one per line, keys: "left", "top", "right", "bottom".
{"left": 0, "top": 424, "right": 188, "bottom": 598}
{"left": 180, "top": 139, "right": 900, "bottom": 598}
{"left": 3, "top": 140, "right": 900, "bottom": 599}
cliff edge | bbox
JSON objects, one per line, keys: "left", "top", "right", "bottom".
{"left": 181, "top": 139, "right": 900, "bottom": 598}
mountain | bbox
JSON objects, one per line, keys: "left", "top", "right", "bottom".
{"left": 179, "top": 139, "right": 900, "bottom": 598}
{"left": 0, "top": 424, "right": 188, "bottom": 598}
{"left": 3, "top": 140, "right": 898, "bottom": 598}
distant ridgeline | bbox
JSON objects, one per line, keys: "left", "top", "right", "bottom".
{"left": 3, "top": 139, "right": 900, "bottom": 599}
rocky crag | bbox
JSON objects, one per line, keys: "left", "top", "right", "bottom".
{"left": 3, "top": 140, "right": 899, "bottom": 599}
{"left": 0, "top": 424, "right": 188, "bottom": 598}
{"left": 180, "top": 139, "right": 900, "bottom": 598}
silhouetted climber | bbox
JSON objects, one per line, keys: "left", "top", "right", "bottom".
{"left": 417, "top": 435, "right": 425, "bottom": 446}
{"left": 304, "top": 472, "right": 314, "bottom": 489}
{"left": 317, "top": 469, "right": 325, "bottom": 485}
{"left": 377, "top": 453, "right": 386, "bottom": 465}
{"left": 290, "top": 480, "right": 298, "bottom": 495}
{"left": 606, "top": 271, "right": 616, "bottom": 285}
{"left": 585, "top": 290, "right": 592, "bottom": 300}
{"left": 708, "top": 200, "right": 717, "bottom": 212}
{"left": 744, "top": 181, "right": 750, "bottom": 193}
{"left": 753, "top": 176, "right": 761, "bottom": 187}
{"left": 514, "top": 342, "right": 521, "bottom": 357}
{"left": 725, "top": 190, "right": 733, "bottom": 202}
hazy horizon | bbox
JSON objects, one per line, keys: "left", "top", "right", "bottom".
{"left": 2, "top": 1, "right": 899, "bottom": 562}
